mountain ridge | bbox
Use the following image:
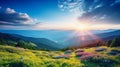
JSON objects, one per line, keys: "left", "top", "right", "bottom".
{"left": 0, "top": 32, "right": 61, "bottom": 50}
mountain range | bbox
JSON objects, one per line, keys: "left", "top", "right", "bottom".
{"left": 64, "top": 30, "right": 120, "bottom": 47}
{"left": 0, "top": 32, "right": 60, "bottom": 50}
{"left": 0, "top": 30, "right": 120, "bottom": 50}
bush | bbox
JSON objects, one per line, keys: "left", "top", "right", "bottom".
{"left": 16, "top": 40, "right": 38, "bottom": 50}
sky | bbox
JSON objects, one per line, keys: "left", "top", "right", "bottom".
{"left": 0, "top": 0, "right": 120, "bottom": 30}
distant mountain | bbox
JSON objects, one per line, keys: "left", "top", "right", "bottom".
{"left": 0, "top": 32, "right": 61, "bottom": 50}
{"left": 0, "top": 29, "right": 115, "bottom": 43}
{"left": 0, "top": 30, "right": 74, "bottom": 42}
{"left": 11, "top": 34, "right": 62, "bottom": 50}
{"left": 96, "top": 30, "right": 120, "bottom": 39}
{"left": 64, "top": 30, "right": 120, "bottom": 47}
{"left": 0, "top": 29, "right": 119, "bottom": 49}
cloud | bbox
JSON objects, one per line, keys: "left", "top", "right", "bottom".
{"left": 79, "top": 0, "right": 120, "bottom": 24}
{"left": 0, "top": 7, "right": 33, "bottom": 26}
{"left": 58, "top": 0, "right": 120, "bottom": 24}
{"left": 6, "top": 8, "right": 16, "bottom": 13}
{"left": 58, "top": 0, "right": 85, "bottom": 16}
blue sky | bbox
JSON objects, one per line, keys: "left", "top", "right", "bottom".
{"left": 0, "top": 0, "right": 65, "bottom": 21}
{"left": 0, "top": 0, "right": 120, "bottom": 30}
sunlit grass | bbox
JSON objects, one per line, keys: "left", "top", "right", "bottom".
{"left": 0, "top": 45, "right": 120, "bottom": 67}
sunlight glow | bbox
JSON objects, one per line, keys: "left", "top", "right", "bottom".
{"left": 68, "top": 22, "right": 102, "bottom": 41}
{"left": 73, "top": 22, "right": 90, "bottom": 32}
{"left": 75, "top": 24, "right": 88, "bottom": 31}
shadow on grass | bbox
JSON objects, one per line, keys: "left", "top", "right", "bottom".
{"left": 81, "top": 58, "right": 119, "bottom": 67}
{"left": 2, "top": 62, "right": 28, "bottom": 67}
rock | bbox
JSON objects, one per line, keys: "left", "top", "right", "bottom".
{"left": 116, "top": 53, "right": 120, "bottom": 56}
{"left": 75, "top": 49, "right": 84, "bottom": 53}
{"left": 53, "top": 54, "right": 70, "bottom": 59}
{"left": 54, "top": 51, "right": 59, "bottom": 54}
{"left": 64, "top": 50, "right": 72, "bottom": 54}
{"left": 80, "top": 53, "right": 98, "bottom": 60}
{"left": 76, "top": 52, "right": 92, "bottom": 57}
{"left": 108, "top": 52, "right": 116, "bottom": 55}
{"left": 95, "top": 48, "right": 106, "bottom": 52}
{"left": 16, "top": 47, "right": 25, "bottom": 50}
{"left": 48, "top": 53, "right": 54, "bottom": 57}
{"left": 108, "top": 50, "right": 120, "bottom": 55}
{"left": 52, "top": 56, "right": 62, "bottom": 59}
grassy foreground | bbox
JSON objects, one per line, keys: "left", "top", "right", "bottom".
{"left": 0, "top": 45, "right": 120, "bottom": 67}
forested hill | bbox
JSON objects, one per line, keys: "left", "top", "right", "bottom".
{"left": 0, "top": 32, "right": 60, "bottom": 50}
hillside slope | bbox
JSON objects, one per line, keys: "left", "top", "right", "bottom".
{"left": 0, "top": 32, "right": 60, "bottom": 50}
{"left": 0, "top": 45, "right": 120, "bottom": 67}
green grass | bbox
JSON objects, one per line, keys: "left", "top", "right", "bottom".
{"left": 0, "top": 45, "right": 120, "bottom": 67}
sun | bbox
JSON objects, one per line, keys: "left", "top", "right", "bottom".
{"left": 76, "top": 24, "right": 87, "bottom": 31}
{"left": 67, "top": 22, "right": 101, "bottom": 41}
{"left": 74, "top": 22, "right": 89, "bottom": 32}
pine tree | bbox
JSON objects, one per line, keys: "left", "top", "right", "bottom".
{"left": 0, "top": 38, "right": 6, "bottom": 45}
{"left": 105, "top": 40, "right": 111, "bottom": 47}
{"left": 110, "top": 37, "right": 120, "bottom": 47}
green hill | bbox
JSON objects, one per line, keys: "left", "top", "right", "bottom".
{"left": 0, "top": 45, "right": 120, "bottom": 67}
{"left": 0, "top": 32, "right": 60, "bottom": 50}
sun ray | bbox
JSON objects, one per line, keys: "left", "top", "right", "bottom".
{"left": 85, "top": 31, "right": 102, "bottom": 42}
{"left": 62, "top": 21, "right": 103, "bottom": 47}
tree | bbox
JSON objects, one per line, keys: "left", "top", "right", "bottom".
{"left": 110, "top": 37, "right": 120, "bottom": 47}
{"left": 0, "top": 38, "right": 6, "bottom": 45}
{"left": 7, "top": 41, "right": 17, "bottom": 46}
{"left": 16, "top": 40, "right": 37, "bottom": 50}
{"left": 105, "top": 40, "right": 111, "bottom": 47}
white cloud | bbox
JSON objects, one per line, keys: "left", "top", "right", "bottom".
{"left": 6, "top": 8, "right": 16, "bottom": 13}
{"left": 58, "top": 0, "right": 84, "bottom": 17}
{"left": 0, "top": 7, "right": 34, "bottom": 26}
{"left": 94, "top": 4, "right": 103, "bottom": 9}
{"left": 100, "top": 15, "right": 106, "bottom": 20}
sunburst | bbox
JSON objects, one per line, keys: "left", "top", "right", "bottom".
{"left": 69, "top": 22, "right": 102, "bottom": 42}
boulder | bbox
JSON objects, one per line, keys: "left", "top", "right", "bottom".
{"left": 80, "top": 54, "right": 97, "bottom": 60}
{"left": 53, "top": 54, "right": 70, "bottom": 59}
{"left": 108, "top": 50, "right": 120, "bottom": 55}
{"left": 95, "top": 48, "right": 106, "bottom": 52}
{"left": 48, "top": 53, "right": 54, "bottom": 57}
{"left": 76, "top": 52, "right": 92, "bottom": 57}
{"left": 64, "top": 50, "right": 72, "bottom": 54}
{"left": 75, "top": 49, "right": 84, "bottom": 53}
{"left": 116, "top": 53, "right": 120, "bottom": 56}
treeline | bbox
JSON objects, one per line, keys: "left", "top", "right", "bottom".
{"left": 61, "top": 37, "right": 120, "bottom": 50}
{"left": 80, "top": 37, "right": 120, "bottom": 48}
{"left": 0, "top": 39, "right": 38, "bottom": 50}
{"left": 105, "top": 37, "right": 120, "bottom": 47}
{"left": 0, "top": 33, "right": 38, "bottom": 50}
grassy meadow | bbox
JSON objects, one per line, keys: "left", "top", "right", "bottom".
{"left": 0, "top": 45, "right": 120, "bottom": 67}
